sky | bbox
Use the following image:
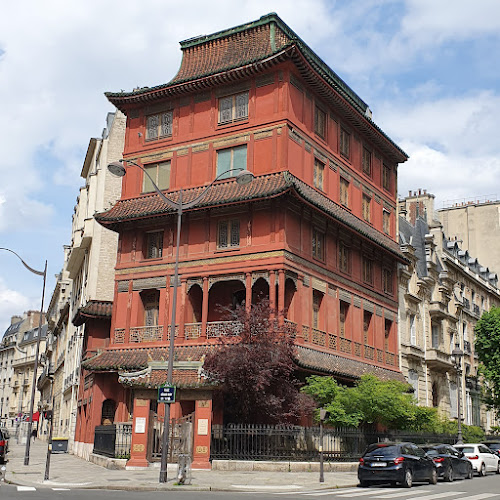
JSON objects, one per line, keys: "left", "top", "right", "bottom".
{"left": 1, "top": 0, "right": 500, "bottom": 335}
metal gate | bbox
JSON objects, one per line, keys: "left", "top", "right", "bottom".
{"left": 148, "top": 401, "right": 193, "bottom": 463}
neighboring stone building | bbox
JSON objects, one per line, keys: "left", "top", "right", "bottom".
{"left": 438, "top": 197, "right": 500, "bottom": 276}
{"left": 78, "top": 13, "right": 408, "bottom": 469}
{"left": 0, "top": 311, "right": 47, "bottom": 431}
{"left": 41, "top": 111, "right": 125, "bottom": 456}
{"left": 398, "top": 191, "right": 500, "bottom": 429}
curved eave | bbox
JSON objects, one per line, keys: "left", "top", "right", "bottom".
{"left": 105, "top": 47, "right": 293, "bottom": 113}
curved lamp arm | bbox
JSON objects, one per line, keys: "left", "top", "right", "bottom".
{"left": 108, "top": 159, "right": 254, "bottom": 213}
{"left": 0, "top": 248, "right": 45, "bottom": 277}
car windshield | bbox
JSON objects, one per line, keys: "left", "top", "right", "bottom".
{"left": 456, "top": 446, "right": 475, "bottom": 453}
{"left": 364, "top": 445, "right": 400, "bottom": 457}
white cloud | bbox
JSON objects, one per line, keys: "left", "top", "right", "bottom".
{"left": 0, "top": 279, "right": 33, "bottom": 336}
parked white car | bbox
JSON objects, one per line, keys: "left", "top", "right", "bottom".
{"left": 454, "top": 443, "right": 500, "bottom": 476}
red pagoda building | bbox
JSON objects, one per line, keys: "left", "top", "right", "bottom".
{"left": 75, "top": 13, "right": 408, "bottom": 469}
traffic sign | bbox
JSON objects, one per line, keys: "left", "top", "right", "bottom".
{"left": 158, "top": 385, "right": 176, "bottom": 403}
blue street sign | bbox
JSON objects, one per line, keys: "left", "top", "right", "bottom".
{"left": 158, "top": 385, "right": 176, "bottom": 404}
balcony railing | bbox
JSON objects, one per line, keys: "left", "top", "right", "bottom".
{"left": 473, "top": 304, "right": 480, "bottom": 316}
{"left": 464, "top": 341, "right": 471, "bottom": 354}
{"left": 463, "top": 298, "right": 470, "bottom": 310}
{"left": 206, "top": 321, "right": 242, "bottom": 338}
{"left": 130, "top": 325, "right": 163, "bottom": 343}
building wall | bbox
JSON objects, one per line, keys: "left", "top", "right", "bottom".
{"left": 439, "top": 200, "right": 500, "bottom": 276}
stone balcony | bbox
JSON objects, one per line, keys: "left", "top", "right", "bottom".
{"left": 400, "top": 342, "right": 425, "bottom": 361}
{"left": 426, "top": 347, "right": 453, "bottom": 372}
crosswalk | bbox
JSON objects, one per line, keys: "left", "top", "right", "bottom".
{"left": 272, "top": 485, "right": 500, "bottom": 500}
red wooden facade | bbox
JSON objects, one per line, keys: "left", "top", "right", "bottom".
{"left": 75, "top": 14, "right": 408, "bottom": 468}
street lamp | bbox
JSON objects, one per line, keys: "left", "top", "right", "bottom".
{"left": 451, "top": 348, "right": 464, "bottom": 445}
{"left": 108, "top": 158, "right": 254, "bottom": 483}
{"left": 0, "top": 248, "right": 47, "bottom": 465}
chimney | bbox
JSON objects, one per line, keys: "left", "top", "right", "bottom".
{"left": 11, "top": 315, "right": 22, "bottom": 325}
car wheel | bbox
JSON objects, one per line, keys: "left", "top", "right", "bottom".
{"left": 496, "top": 462, "right": 500, "bottom": 475}
{"left": 359, "top": 480, "right": 371, "bottom": 488}
{"left": 479, "top": 462, "right": 486, "bottom": 477}
{"left": 444, "top": 465, "right": 454, "bottom": 482}
{"left": 466, "top": 464, "right": 474, "bottom": 479}
{"left": 429, "top": 468, "right": 438, "bottom": 485}
{"left": 403, "top": 468, "right": 413, "bottom": 488}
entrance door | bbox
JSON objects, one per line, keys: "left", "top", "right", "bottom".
{"left": 147, "top": 403, "right": 194, "bottom": 463}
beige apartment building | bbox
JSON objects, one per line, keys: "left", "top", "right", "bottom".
{"left": 398, "top": 191, "right": 500, "bottom": 429}
{"left": 40, "top": 111, "right": 125, "bottom": 453}
{"left": 439, "top": 197, "right": 500, "bottom": 276}
{"left": 0, "top": 311, "right": 47, "bottom": 433}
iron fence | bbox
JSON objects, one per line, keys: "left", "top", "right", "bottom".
{"left": 210, "top": 424, "right": 456, "bottom": 462}
{"left": 93, "top": 422, "right": 132, "bottom": 459}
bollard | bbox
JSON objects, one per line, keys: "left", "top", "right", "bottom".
{"left": 0, "top": 465, "right": 6, "bottom": 482}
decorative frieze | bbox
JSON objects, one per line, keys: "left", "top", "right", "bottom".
{"left": 256, "top": 73, "right": 275, "bottom": 87}
{"left": 132, "top": 277, "right": 166, "bottom": 291}
{"left": 209, "top": 274, "right": 245, "bottom": 289}
{"left": 252, "top": 271, "right": 269, "bottom": 285}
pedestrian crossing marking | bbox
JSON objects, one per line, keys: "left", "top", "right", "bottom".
{"left": 376, "top": 492, "right": 463, "bottom": 500}
{"left": 462, "top": 495, "right": 500, "bottom": 500}
{"left": 17, "top": 486, "right": 36, "bottom": 491}
{"left": 374, "top": 489, "right": 431, "bottom": 498}
{"left": 337, "top": 489, "right": 394, "bottom": 497}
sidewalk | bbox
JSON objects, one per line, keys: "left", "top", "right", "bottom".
{"left": 2, "top": 439, "right": 359, "bottom": 492}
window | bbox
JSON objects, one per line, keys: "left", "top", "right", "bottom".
{"left": 383, "top": 164, "right": 391, "bottom": 191}
{"left": 363, "top": 311, "right": 372, "bottom": 344}
{"left": 313, "top": 159, "right": 324, "bottom": 191}
{"left": 142, "top": 291, "right": 159, "bottom": 326}
{"left": 145, "top": 231, "right": 163, "bottom": 259}
{"left": 339, "top": 241, "right": 350, "bottom": 273}
{"left": 217, "top": 219, "right": 240, "bottom": 249}
{"left": 218, "top": 91, "right": 249, "bottom": 124}
{"left": 314, "top": 106, "right": 326, "bottom": 139}
{"left": 340, "top": 177, "right": 349, "bottom": 207}
{"left": 143, "top": 161, "right": 171, "bottom": 193}
{"left": 431, "top": 323, "right": 439, "bottom": 348}
{"left": 382, "top": 268, "right": 393, "bottom": 294}
{"left": 410, "top": 314, "right": 416, "bottom": 345}
{"left": 385, "top": 319, "right": 392, "bottom": 351}
{"left": 216, "top": 145, "right": 247, "bottom": 179}
{"left": 146, "top": 111, "right": 173, "bottom": 141}
{"left": 312, "top": 228, "right": 325, "bottom": 260}
{"left": 339, "top": 301, "right": 349, "bottom": 338}
{"left": 409, "top": 370, "right": 419, "bottom": 400}
{"left": 362, "top": 257, "right": 373, "bottom": 284}
{"left": 312, "top": 291, "right": 323, "bottom": 329}
{"left": 362, "top": 194, "right": 371, "bottom": 222}
{"left": 362, "top": 147, "right": 371, "bottom": 176}
{"left": 383, "top": 210, "right": 391, "bottom": 235}
{"left": 340, "top": 128, "right": 350, "bottom": 158}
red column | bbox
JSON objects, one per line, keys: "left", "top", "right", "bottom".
{"left": 245, "top": 272, "right": 252, "bottom": 313}
{"left": 201, "top": 277, "right": 209, "bottom": 338}
{"left": 125, "top": 280, "right": 133, "bottom": 343}
{"left": 191, "top": 399, "right": 212, "bottom": 469}
{"left": 179, "top": 279, "right": 187, "bottom": 342}
{"left": 278, "top": 269, "right": 285, "bottom": 324}
{"left": 127, "top": 398, "right": 150, "bottom": 467}
{"left": 295, "top": 274, "right": 304, "bottom": 343}
{"left": 269, "top": 271, "right": 276, "bottom": 319}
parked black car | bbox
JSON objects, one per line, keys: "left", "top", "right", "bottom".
{"left": 0, "top": 427, "right": 9, "bottom": 464}
{"left": 483, "top": 442, "right": 500, "bottom": 458}
{"left": 358, "top": 442, "right": 437, "bottom": 488}
{"left": 422, "top": 444, "right": 474, "bottom": 481}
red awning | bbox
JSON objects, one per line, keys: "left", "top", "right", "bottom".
{"left": 29, "top": 411, "right": 40, "bottom": 422}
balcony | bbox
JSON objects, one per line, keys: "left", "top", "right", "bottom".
{"left": 426, "top": 347, "right": 453, "bottom": 372}
{"left": 463, "top": 298, "right": 470, "bottom": 310}
{"left": 473, "top": 304, "right": 480, "bottom": 316}
{"left": 400, "top": 343, "right": 425, "bottom": 361}
{"left": 12, "top": 354, "right": 36, "bottom": 367}
{"left": 429, "top": 301, "right": 450, "bottom": 319}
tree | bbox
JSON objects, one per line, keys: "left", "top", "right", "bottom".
{"left": 474, "top": 307, "right": 500, "bottom": 417}
{"left": 302, "top": 374, "right": 438, "bottom": 431}
{"left": 203, "top": 300, "right": 313, "bottom": 424}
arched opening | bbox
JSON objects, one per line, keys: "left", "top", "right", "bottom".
{"left": 101, "top": 399, "right": 116, "bottom": 425}
{"left": 252, "top": 277, "right": 269, "bottom": 305}
{"left": 186, "top": 284, "right": 202, "bottom": 323}
{"left": 208, "top": 280, "right": 246, "bottom": 321}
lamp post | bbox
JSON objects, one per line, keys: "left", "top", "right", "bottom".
{"left": 451, "top": 348, "right": 464, "bottom": 445}
{"left": 108, "top": 158, "right": 254, "bottom": 483}
{"left": 0, "top": 248, "right": 46, "bottom": 465}
{"left": 319, "top": 408, "right": 327, "bottom": 483}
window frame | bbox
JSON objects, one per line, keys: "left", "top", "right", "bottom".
{"left": 362, "top": 256, "right": 374, "bottom": 285}
{"left": 383, "top": 209, "right": 391, "bottom": 235}
{"left": 312, "top": 227, "right": 325, "bottom": 261}
{"left": 339, "top": 127, "right": 350, "bottom": 159}
{"left": 217, "top": 219, "right": 240, "bottom": 250}
{"left": 314, "top": 106, "right": 327, "bottom": 139}
{"left": 218, "top": 91, "right": 249, "bottom": 125}
{"left": 145, "top": 110, "right": 173, "bottom": 142}
{"left": 382, "top": 164, "right": 391, "bottom": 191}
{"left": 362, "top": 194, "right": 371, "bottom": 222}
{"left": 216, "top": 144, "right": 247, "bottom": 179}
{"left": 338, "top": 241, "right": 351, "bottom": 274}
{"left": 362, "top": 147, "right": 372, "bottom": 176}
{"left": 382, "top": 267, "right": 393, "bottom": 294}
{"left": 340, "top": 177, "right": 349, "bottom": 207}
{"left": 145, "top": 230, "right": 164, "bottom": 260}
{"left": 313, "top": 158, "right": 325, "bottom": 191}
{"left": 142, "top": 161, "right": 171, "bottom": 193}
